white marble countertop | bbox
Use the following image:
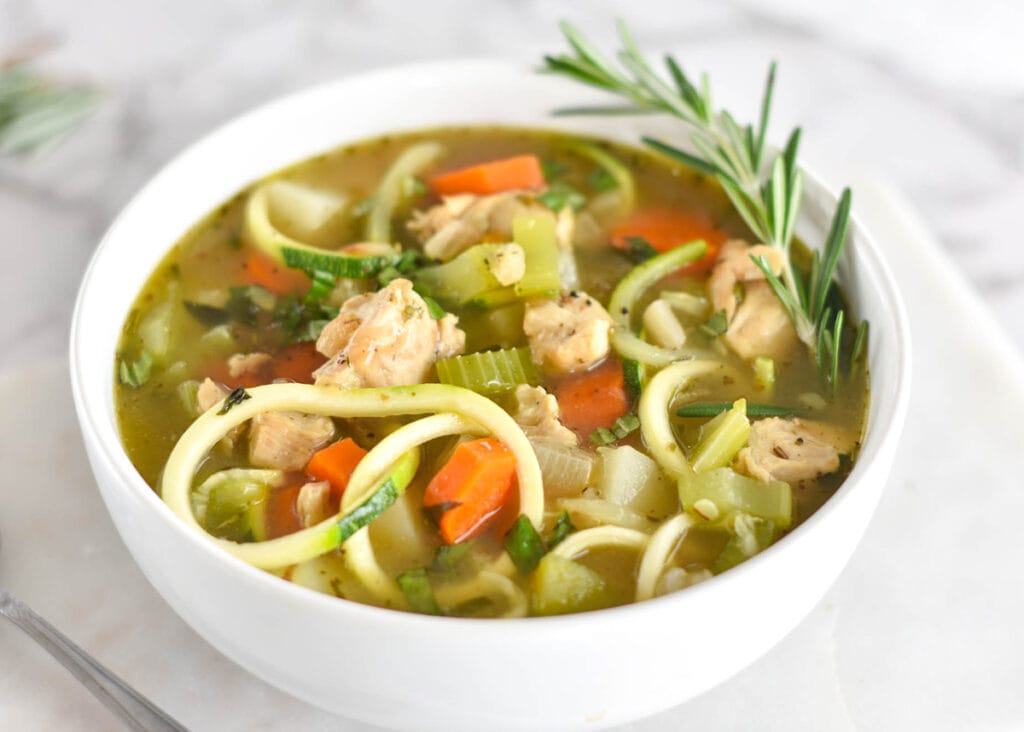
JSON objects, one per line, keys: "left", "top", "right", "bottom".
{"left": 2, "top": 2, "right": 1024, "bottom": 730}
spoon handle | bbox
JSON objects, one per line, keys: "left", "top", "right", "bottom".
{"left": 0, "top": 590, "right": 187, "bottom": 731}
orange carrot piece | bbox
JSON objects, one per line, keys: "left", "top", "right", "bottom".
{"left": 554, "top": 358, "right": 630, "bottom": 439}
{"left": 423, "top": 438, "right": 518, "bottom": 544}
{"left": 611, "top": 208, "right": 726, "bottom": 275}
{"left": 430, "top": 155, "right": 545, "bottom": 196}
{"left": 272, "top": 342, "right": 326, "bottom": 384}
{"left": 265, "top": 483, "right": 304, "bottom": 539}
{"left": 307, "top": 438, "right": 368, "bottom": 501}
{"left": 243, "top": 251, "right": 308, "bottom": 295}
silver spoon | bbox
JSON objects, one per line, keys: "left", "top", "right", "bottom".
{"left": 0, "top": 528, "right": 187, "bottom": 731}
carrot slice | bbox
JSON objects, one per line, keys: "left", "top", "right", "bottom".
{"left": 243, "top": 251, "right": 308, "bottom": 295}
{"left": 272, "top": 342, "right": 326, "bottom": 384}
{"left": 430, "top": 155, "right": 545, "bottom": 196}
{"left": 265, "top": 483, "right": 304, "bottom": 539}
{"left": 554, "top": 358, "right": 630, "bottom": 439}
{"left": 423, "top": 438, "right": 518, "bottom": 544}
{"left": 307, "top": 438, "right": 368, "bottom": 501}
{"left": 611, "top": 208, "right": 726, "bottom": 275}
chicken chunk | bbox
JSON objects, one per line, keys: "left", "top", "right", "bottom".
{"left": 408, "top": 191, "right": 535, "bottom": 261}
{"left": 513, "top": 385, "right": 578, "bottom": 447}
{"left": 296, "top": 480, "right": 332, "bottom": 528}
{"left": 248, "top": 411, "right": 335, "bottom": 471}
{"left": 483, "top": 243, "right": 526, "bottom": 286}
{"left": 723, "top": 281, "right": 799, "bottom": 361}
{"left": 707, "top": 239, "right": 798, "bottom": 361}
{"left": 524, "top": 291, "right": 614, "bottom": 373}
{"left": 313, "top": 279, "right": 466, "bottom": 388}
{"left": 227, "top": 351, "right": 272, "bottom": 380}
{"left": 735, "top": 417, "right": 857, "bottom": 483}
{"left": 196, "top": 378, "right": 243, "bottom": 450}
{"left": 196, "top": 377, "right": 229, "bottom": 414}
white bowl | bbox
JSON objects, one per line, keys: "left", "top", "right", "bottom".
{"left": 69, "top": 60, "right": 910, "bottom": 731}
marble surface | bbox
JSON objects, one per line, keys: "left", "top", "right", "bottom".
{"left": 2, "top": 2, "right": 1024, "bottom": 730}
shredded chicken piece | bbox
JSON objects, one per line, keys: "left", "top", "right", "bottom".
{"left": 483, "top": 243, "right": 526, "bottom": 286}
{"left": 196, "top": 377, "right": 228, "bottom": 414}
{"left": 408, "top": 191, "right": 535, "bottom": 261}
{"left": 196, "top": 378, "right": 243, "bottom": 450}
{"left": 735, "top": 417, "right": 857, "bottom": 483}
{"left": 248, "top": 411, "right": 335, "bottom": 471}
{"left": 314, "top": 279, "right": 465, "bottom": 388}
{"left": 513, "top": 385, "right": 578, "bottom": 447}
{"left": 296, "top": 480, "right": 332, "bottom": 528}
{"left": 723, "top": 281, "right": 799, "bottom": 361}
{"left": 524, "top": 291, "right": 614, "bottom": 373}
{"left": 707, "top": 239, "right": 798, "bottom": 361}
{"left": 227, "top": 352, "right": 272, "bottom": 380}
{"left": 708, "top": 239, "right": 786, "bottom": 319}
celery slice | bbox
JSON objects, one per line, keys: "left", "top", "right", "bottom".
{"left": 191, "top": 468, "right": 286, "bottom": 542}
{"left": 460, "top": 302, "right": 525, "bottom": 352}
{"left": 753, "top": 355, "right": 776, "bottom": 397}
{"left": 530, "top": 554, "right": 611, "bottom": 616}
{"left": 513, "top": 212, "right": 562, "bottom": 298}
{"left": 690, "top": 398, "right": 751, "bottom": 472}
{"left": 413, "top": 243, "right": 510, "bottom": 309}
{"left": 678, "top": 467, "right": 792, "bottom": 528}
{"left": 435, "top": 347, "right": 540, "bottom": 395}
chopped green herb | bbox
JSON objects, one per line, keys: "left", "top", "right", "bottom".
{"left": 676, "top": 401, "right": 799, "bottom": 419}
{"left": 624, "top": 235, "right": 657, "bottom": 263}
{"left": 504, "top": 515, "right": 546, "bottom": 574}
{"left": 548, "top": 511, "right": 575, "bottom": 548}
{"left": 588, "top": 166, "right": 618, "bottom": 192}
{"left": 273, "top": 295, "right": 339, "bottom": 343}
{"left": 400, "top": 175, "right": 428, "bottom": 199}
{"left": 304, "top": 269, "right": 337, "bottom": 305}
{"left": 378, "top": 250, "right": 428, "bottom": 286}
{"left": 118, "top": 351, "right": 153, "bottom": 389}
{"left": 422, "top": 295, "right": 446, "bottom": 319}
{"left": 217, "top": 386, "right": 251, "bottom": 415}
{"left": 540, "top": 157, "right": 568, "bottom": 181}
{"left": 622, "top": 359, "right": 647, "bottom": 401}
{"left": 589, "top": 412, "right": 640, "bottom": 446}
{"left": 699, "top": 309, "right": 728, "bottom": 338}
{"left": 183, "top": 301, "right": 229, "bottom": 326}
{"left": 431, "top": 541, "right": 473, "bottom": 573}
{"left": 537, "top": 181, "right": 586, "bottom": 212}
{"left": 396, "top": 568, "right": 442, "bottom": 615}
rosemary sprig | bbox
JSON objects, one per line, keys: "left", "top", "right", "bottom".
{"left": 543, "top": 21, "right": 864, "bottom": 385}
{"left": 0, "top": 63, "right": 97, "bottom": 156}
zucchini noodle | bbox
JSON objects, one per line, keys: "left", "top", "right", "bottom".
{"left": 161, "top": 383, "right": 544, "bottom": 569}
{"left": 549, "top": 526, "right": 650, "bottom": 560}
{"left": 570, "top": 142, "right": 636, "bottom": 218}
{"left": 366, "top": 141, "right": 443, "bottom": 242}
{"left": 434, "top": 571, "right": 528, "bottom": 619}
{"left": 340, "top": 412, "right": 484, "bottom": 608}
{"left": 557, "top": 498, "right": 654, "bottom": 533}
{"left": 634, "top": 513, "right": 695, "bottom": 602}
{"left": 639, "top": 360, "right": 736, "bottom": 477}
{"left": 608, "top": 241, "right": 708, "bottom": 366}
{"left": 244, "top": 183, "right": 348, "bottom": 263}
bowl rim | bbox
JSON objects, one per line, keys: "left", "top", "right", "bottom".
{"left": 69, "top": 58, "right": 912, "bottom": 633}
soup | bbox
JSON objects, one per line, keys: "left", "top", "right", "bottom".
{"left": 114, "top": 127, "right": 867, "bottom": 618}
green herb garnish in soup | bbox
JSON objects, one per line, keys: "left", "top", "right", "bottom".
{"left": 115, "top": 28, "right": 868, "bottom": 618}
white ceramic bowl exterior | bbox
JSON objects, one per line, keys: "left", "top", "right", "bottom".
{"left": 70, "top": 62, "right": 910, "bottom": 731}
